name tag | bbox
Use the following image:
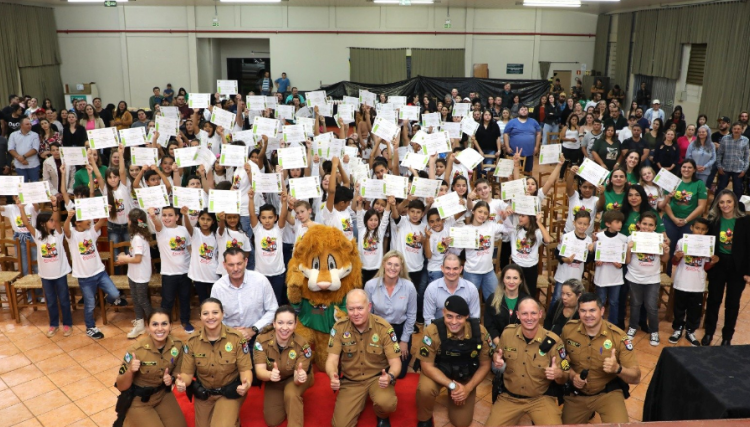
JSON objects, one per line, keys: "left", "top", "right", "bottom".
{"left": 194, "top": 353, "right": 207, "bottom": 358}
{"left": 142, "top": 361, "right": 158, "bottom": 366}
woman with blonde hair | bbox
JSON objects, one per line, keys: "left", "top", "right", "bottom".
{"left": 483, "top": 264, "right": 530, "bottom": 345}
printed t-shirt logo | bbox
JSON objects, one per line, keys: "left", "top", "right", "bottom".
{"left": 199, "top": 243, "right": 215, "bottom": 260}
{"left": 169, "top": 236, "right": 187, "bottom": 251}
{"left": 78, "top": 239, "right": 96, "bottom": 255}
{"left": 673, "top": 190, "right": 694, "bottom": 205}
{"left": 40, "top": 243, "right": 58, "bottom": 259}
{"left": 261, "top": 236, "right": 277, "bottom": 252}
{"left": 405, "top": 232, "right": 422, "bottom": 249}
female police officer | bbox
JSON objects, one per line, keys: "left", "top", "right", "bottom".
{"left": 114, "top": 308, "right": 187, "bottom": 427}
{"left": 176, "top": 298, "right": 253, "bottom": 427}
{"left": 253, "top": 305, "right": 315, "bottom": 427}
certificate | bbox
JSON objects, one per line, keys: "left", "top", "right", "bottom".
{"left": 452, "top": 103, "right": 470, "bottom": 118}
{"left": 246, "top": 96, "right": 266, "bottom": 111}
{"left": 682, "top": 234, "right": 715, "bottom": 257}
{"left": 388, "top": 96, "right": 407, "bottom": 110}
{"left": 455, "top": 148, "right": 483, "bottom": 170}
{"left": 276, "top": 105, "right": 295, "bottom": 121}
{"left": 135, "top": 185, "right": 170, "bottom": 210}
{"left": 75, "top": 197, "right": 109, "bottom": 221}
{"left": 253, "top": 117, "right": 280, "bottom": 138}
{"left": 460, "top": 116, "right": 479, "bottom": 136}
{"left": 231, "top": 130, "right": 255, "bottom": 145}
{"left": 576, "top": 158, "right": 609, "bottom": 186}
{"left": 295, "top": 107, "right": 312, "bottom": 119}
{"left": 296, "top": 117, "right": 315, "bottom": 136}
{"left": 173, "top": 147, "right": 201, "bottom": 168}
{"left": 372, "top": 117, "right": 399, "bottom": 142}
{"left": 399, "top": 106, "right": 420, "bottom": 122}
{"left": 494, "top": 159, "right": 514, "bottom": 178}
{"left": 87, "top": 127, "right": 119, "bottom": 149}
{"left": 450, "top": 227, "right": 479, "bottom": 249}
{"left": 18, "top": 181, "right": 51, "bottom": 204}
{"left": 318, "top": 102, "right": 334, "bottom": 118}
{"left": 283, "top": 125, "right": 306, "bottom": 144}
{"left": 130, "top": 147, "right": 159, "bottom": 166}
{"left": 422, "top": 131, "right": 452, "bottom": 155}
{"left": 359, "top": 178, "right": 386, "bottom": 200}
{"left": 216, "top": 80, "right": 238, "bottom": 95}
{"left": 208, "top": 189, "right": 241, "bottom": 214}
{"left": 289, "top": 176, "right": 322, "bottom": 199}
{"left": 343, "top": 96, "right": 359, "bottom": 107}
{"left": 305, "top": 90, "right": 327, "bottom": 108}
{"left": 409, "top": 177, "right": 441, "bottom": 198}
{"left": 160, "top": 107, "right": 180, "bottom": 119}
{"left": 220, "top": 144, "right": 248, "bottom": 167}
{"left": 253, "top": 173, "right": 283, "bottom": 194}
{"left": 401, "top": 152, "right": 429, "bottom": 171}
{"left": 172, "top": 187, "right": 204, "bottom": 211}
{"left": 155, "top": 116, "right": 179, "bottom": 137}
{"left": 313, "top": 132, "right": 333, "bottom": 155}
{"left": 326, "top": 139, "right": 345, "bottom": 160}
{"left": 384, "top": 174, "right": 408, "bottom": 199}
{"left": 433, "top": 192, "right": 466, "bottom": 219}
{"left": 539, "top": 144, "right": 562, "bottom": 165}
{"left": 59, "top": 147, "right": 88, "bottom": 166}
{"left": 265, "top": 96, "right": 278, "bottom": 110}
{"left": 147, "top": 130, "right": 169, "bottom": 147}
{"left": 631, "top": 231, "right": 664, "bottom": 255}
{"left": 210, "top": 108, "right": 236, "bottom": 130}
{"left": 343, "top": 145, "right": 360, "bottom": 160}
{"left": 653, "top": 168, "right": 681, "bottom": 193}
{"left": 377, "top": 109, "right": 396, "bottom": 124}
{"left": 559, "top": 234, "right": 589, "bottom": 262}
{"left": 359, "top": 90, "right": 376, "bottom": 107}
{"left": 195, "top": 147, "right": 217, "bottom": 170}
{"left": 338, "top": 104, "right": 355, "bottom": 123}
{"left": 278, "top": 146, "right": 308, "bottom": 170}
{"left": 0, "top": 176, "right": 23, "bottom": 195}
{"left": 501, "top": 178, "right": 526, "bottom": 200}
{"left": 512, "top": 195, "right": 538, "bottom": 216}
{"left": 421, "top": 112, "right": 441, "bottom": 129}
{"left": 119, "top": 127, "right": 148, "bottom": 147}
{"left": 441, "top": 122, "right": 461, "bottom": 139}
{"left": 740, "top": 195, "right": 750, "bottom": 210}
{"left": 595, "top": 240, "right": 627, "bottom": 263}
{"left": 188, "top": 93, "right": 211, "bottom": 109}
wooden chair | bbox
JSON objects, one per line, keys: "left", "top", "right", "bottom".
{"left": 536, "top": 237, "right": 557, "bottom": 311}
{"left": 10, "top": 242, "right": 45, "bottom": 322}
{"left": 0, "top": 239, "right": 23, "bottom": 320}
{"left": 658, "top": 261, "right": 674, "bottom": 321}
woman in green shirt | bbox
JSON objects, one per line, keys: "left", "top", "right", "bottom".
{"left": 73, "top": 149, "right": 107, "bottom": 191}
{"left": 620, "top": 185, "right": 666, "bottom": 236}
{"left": 597, "top": 166, "right": 629, "bottom": 227}
{"left": 623, "top": 151, "right": 641, "bottom": 185}
{"left": 663, "top": 159, "right": 707, "bottom": 275}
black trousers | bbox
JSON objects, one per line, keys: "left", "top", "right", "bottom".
{"left": 672, "top": 289, "right": 704, "bottom": 332}
{"left": 390, "top": 321, "right": 412, "bottom": 379}
{"left": 520, "top": 265, "right": 538, "bottom": 299}
{"left": 705, "top": 254, "right": 746, "bottom": 339}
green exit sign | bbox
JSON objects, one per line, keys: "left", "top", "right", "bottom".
{"left": 104, "top": 0, "right": 117, "bottom": 6}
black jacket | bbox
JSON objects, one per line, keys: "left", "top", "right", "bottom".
{"left": 708, "top": 215, "right": 750, "bottom": 276}
{"left": 484, "top": 291, "right": 529, "bottom": 339}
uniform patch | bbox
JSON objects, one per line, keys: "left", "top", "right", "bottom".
{"left": 142, "top": 361, "right": 157, "bottom": 366}
{"left": 372, "top": 334, "right": 379, "bottom": 343}
{"left": 328, "top": 337, "right": 334, "bottom": 347}
{"left": 330, "top": 328, "right": 336, "bottom": 337}
{"left": 623, "top": 339, "right": 633, "bottom": 351}
{"left": 388, "top": 328, "right": 397, "bottom": 342}
{"left": 561, "top": 359, "right": 570, "bottom": 371}
{"left": 242, "top": 341, "right": 250, "bottom": 354}
{"left": 225, "top": 343, "right": 233, "bottom": 352}
{"left": 255, "top": 342, "right": 263, "bottom": 351}
{"left": 419, "top": 346, "right": 429, "bottom": 357}
{"left": 558, "top": 346, "right": 567, "bottom": 360}
{"left": 124, "top": 352, "right": 132, "bottom": 363}
{"left": 470, "top": 350, "right": 478, "bottom": 358}
{"left": 303, "top": 345, "right": 312, "bottom": 358}
{"left": 343, "top": 331, "right": 351, "bottom": 339}
{"left": 170, "top": 347, "right": 179, "bottom": 357}
{"left": 566, "top": 339, "right": 581, "bottom": 348}
{"left": 289, "top": 350, "right": 297, "bottom": 360}
{"left": 603, "top": 339, "right": 613, "bottom": 350}
{"left": 183, "top": 344, "right": 189, "bottom": 354}
{"left": 393, "top": 343, "right": 401, "bottom": 353}
{"left": 119, "top": 364, "right": 127, "bottom": 375}
{"left": 423, "top": 336, "right": 432, "bottom": 346}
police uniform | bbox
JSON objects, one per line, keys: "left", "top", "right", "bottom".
{"left": 485, "top": 324, "right": 566, "bottom": 426}
{"left": 328, "top": 314, "right": 400, "bottom": 427}
{"left": 560, "top": 319, "right": 638, "bottom": 424}
{"left": 116, "top": 334, "right": 186, "bottom": 427}
{"left": 181, "top": 324, "right": 253, "bottom": 427}
{"left": 415, "top": 319, "right": 493, "bottom": 427}
{"left": 253, "top": 329, "right": 315, "bottom": 427}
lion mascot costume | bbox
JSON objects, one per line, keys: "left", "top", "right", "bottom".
{"left": 287, "top": 224, "right": 362, "bottom": 370}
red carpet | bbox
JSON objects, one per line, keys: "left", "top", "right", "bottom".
{"left": 174, "top": 372, "right": 420, "bottom": 427}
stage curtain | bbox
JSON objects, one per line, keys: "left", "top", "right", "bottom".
{"left": 350, "top": 48, "right": 407, "bottom": 84}
{"left": 411, "top": 49, "right": 465, "bottom": 78}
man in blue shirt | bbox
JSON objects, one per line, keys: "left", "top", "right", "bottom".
{"left": 8, "top": 118, "right": 40, "bottom": 182}
{"left": 285, "top": 87, "right": 305, "bottom": 105}
{"left": 275, "top": 72, "right": 290, "bottom": 95}
{"left": 503, "top": 106, "right": 541, "bottom": 174}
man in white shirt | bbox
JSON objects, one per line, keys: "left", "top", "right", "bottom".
{"left": 644, "top": 99, "right": 665, "bottom": 128}
{"left": 422, "top": 255, "right": 481, "bottom": 326}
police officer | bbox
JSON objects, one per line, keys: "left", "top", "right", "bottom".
{"left": 114, "top": 308, "right": 186, "bottom": 427}
{"left": 253, "top": 305, "right": 315, "bottom": 427}
{"left": 176, "top": 298, "right": 253, "bottom": 427}
{"left": 485, "top": 297, "right": 567, "bottom": 426}
{"left": 561, "top": 292, "right": 641, "bottom": 424}
{"left": 415, "top": 295, "right": 492, "bottom": 427}
{"left": 326, "top": 289, "right": 401, "bottom": 427}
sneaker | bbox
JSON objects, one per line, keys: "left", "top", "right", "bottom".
{"left": 650, "top": 332, "right": 660, "bottom": 346}
{"left": 63, "top": 326, "right": 72, "bottom": 337}
{"left": 668, "top": 328, "right": 683, "bottom": 344}
{"left": 127, "top": 319, "right": 145, "bottom": 339}
{"left": 46, "top": 327, "right": 58, "bottom": 338}
{"left": 685, "top": 331, "right": 700, "bottom": 347}
{"left": 183, "top": 323, "right": 195, "bottom": 334}
{"left": 113, "top": 297, "right": 128, "bottom": 307}
{"left": 626, "top": 327, "right": 637, "bottom": 339}
{"left": 86, "top": 327, "right": 104, "bottom": 340}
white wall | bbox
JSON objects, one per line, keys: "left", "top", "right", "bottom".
{"left": 55, "top": 4, "right": 597, "bottom": 108}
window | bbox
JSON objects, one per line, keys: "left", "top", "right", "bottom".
{"left": 686, "top": 44, "right": 707, "bottom": 86}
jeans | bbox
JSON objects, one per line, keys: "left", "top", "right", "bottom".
{"left": 478, "top": 150, "right": 496, "bottom": 177}
{"left": 78, "top": 271, "right": 121, "bottom": 329}
{"left": 16, "top": 166, "right": 40, "bottom": 183}
{"left": 15, "top": 232, "right": 38, "bottom": 276}
{"left": 596, "top": 285, "right": 621, "bottom": 325}
{"left": 627, "top": 280, "right": 660, "bottom": 334}
{"left": 717, "top": 171, "right": 744, "bottom": 200}
{"left": 268, "top": 273, "right": 288, "bottom": 306}
{"left": 704, "top": 253, "right": 745, "bottom": 340}
{"left": 239, "top": 216, "right": 256, "bottom": 270}
{"left": 542, "top": 123, "right": 559, "bottom": 146}
{"left": 427, "top": 270, "right": 443, "bottom": 284}
{"left": 663, "top": 216, "right": 692, "bottom": 276}
{"left": 128, "top": 278, "right": 151, "bottom": 321}
{"left": 462, "top": 270, "right": 498, "bottom": 300}
{"left": 522, "top": 155, "right": 534, "bottom": 173}
{"left": 42, "top": 276, "right": 72, "bottom": 327}
{"left": 161, "top": 274, "right": 191, "bottom": 325}
{"left": 391, "top": 321, "right": 412, "bottom": 379}
{"left": 549, "top": 281, "right": 563, "bottom": 314}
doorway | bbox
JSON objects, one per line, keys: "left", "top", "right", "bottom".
{"left": 553, "top": 70, "right": 572, "bottom": 95}
{"left": 227, "top": 58, "right": 270, "bottom": 95}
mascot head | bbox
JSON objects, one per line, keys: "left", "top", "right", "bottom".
{"left": 287, "top": 225, "right": 363, "bottom": 306}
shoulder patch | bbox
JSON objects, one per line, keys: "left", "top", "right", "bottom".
{"left": 254, "top": 342, "right": 263, "bottom": 352}
{"left": 419, "top": 346, "right": 429, "bottom": 357}
{"left": 330, "top": 328, "right": 336, "bottom": 337}
{"left": 124, "top": 352, "right": 132, "bottom": 363}
{"left": 242, "top": 341, "right": 250, "bottom": 354}
{"left": 561, "top": 359, "right": 570, "bottom": 371}
{"left": 622, "top": 338, "right": 634, "bottom": 351}
{"left": 118, "top": 363, "right": 127, "bottom": 375}
{"left": 422, "top": 335, "right": 432, "bottom": 346}
{"left": 303, "top": 344, "right": 312, "bottom": 358}
{"left": 393, "top": 343, "right": 401, "bottom": 353}
{"left": 557, "top": 345, "right": 567, "bottom": 360}
{"left": 387, "top": 328, "right": 397, "bottom": 342}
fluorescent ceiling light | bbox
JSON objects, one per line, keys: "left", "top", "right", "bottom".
{"left": 581, "top": 0, "right": 619, "bottom": 2}
{"left": 373, "top": 0, "right": 434, "bottom": 3}
{"left": 524, "top": 0, "right": 581, "bottom": 6}
{"left": 68, "top": 0, "right": 128, "bottom": 2}
{"left": 220, "top": 0, "right": 282, "bottom": 2}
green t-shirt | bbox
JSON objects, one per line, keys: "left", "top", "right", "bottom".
{"left": 73, "top": 165, "right": 108, "bottom": 191}
{"left": 505, "top": 296, "right": 518, "bottom": 315}
{"left": 718, "top": 217, "right": 736, "bottom": 254}
{"left": 669, "top": 179, "right": 707, "bottom": 220}
{"left": 591, "top": 138, "right": 622, "bottom": 171}
{"left": 621, "top": 209, "right": 665, "bottom": 236}
{"left": 627, "top": 172, "right": 638, "bottom": 185}
{"left": 293, "top": 296, "right": 348, "bottom": 334}
{"left": 600, "top": 189, "right": 626, "bottom": 227}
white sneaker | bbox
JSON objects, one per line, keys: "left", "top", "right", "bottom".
{"left": 650, "top": 332, "right": 660, "bottom": 346}
{"left": 127, "top": 319, "right": 145, "bottom": 339}
{"left": 626, "top": 327, "right": 637, "bottom": 339}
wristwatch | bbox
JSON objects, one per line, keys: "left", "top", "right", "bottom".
{"left": 616, "top": 365, "right": 623, "bottom": 375}
{"left": 251, "top": 326, "right": 259, "bottom": 334}
{"left": 387, "top": 372, "right": 396, "bottom": 386}
{"left": 448, "top": 381, "right": 457, "bottom": 391}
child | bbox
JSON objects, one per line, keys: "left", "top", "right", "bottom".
{"left": 215, "top": 181, "right": 252, "bottom": 276}
{"left": 564, "top": 166, "right": 598, "bottom": 236}
{"left": 593, "top": 209, "right": 628, "bottom": 326}
{"left": 1, "top": 196, "right": 38, "bottom": 278}
{"left": 234, "top": 155, "right": 264, "bottom": 270}
{"left": 356, "top": 194, "right": 391, "bottom": 284}
{"left": 94, "top": 164, "right": 134, "bottom": 266}
{"left": 423, "top": 208, "right": 452, "bottom": 283}
{"left": 18, "top": 197, "right": 72, "bottom": 337}
{"left": 150, "top": 206, "right": 193, "bottom": 333}
{"left": 503, "top": 210, "right": 551, "bottom": 297}
{"left": 248, "top": 185, "right": 289, "bottom": 305}
{"left": 286, "top": 199, "right": 316, "bottom": 244}
{"left": 391, "top": 198, "right": 427, "bottom": 288}
{"left": 114, "top": 208, "right": 152, "bottom": 339}
{"left": 670, "top": 217, "right": 716, "bottom": 346}
{"left": 458, "top": 201, "right": 508, "bottom": 299}
{"left": 639, "top": 165, "right": 668, "bottom": 212}
{"left": 64, "top": 205, "right": 127, "bottom": 339}
{"left": 321, "top": 156, "right": 354, "bottom": 240}
{"left": 184, "top": 208, "right": 219, "bottom": 304}
{"left": 133, "top": 164, "right": 173, "bottom": 234}
{"left": 551, "top": 210, "right": 594, "bottom": 308}
{"left": 624, "top": 210, "right": 671, "bottom": 346}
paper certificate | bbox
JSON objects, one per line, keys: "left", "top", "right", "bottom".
{"left": 195, "top": 147, "right": 217, "bottom": 170}
{"left": 59, "top": 147, "right": 88, "bottom": 166}
{"left": 18, "top": 181, "right": 51, "bottom": 204}
{"left": 494, "top": 159, "right": 514, "bottom": 178}
{"left": 208, "top": 189, "right": 240, "bottom": 214}
{"left": 131, "top": 147, "right": 159, "bottom": 167}
{"left": 359, "top": 178, "right": 386, "bottom": 199}
{"left": 283, "top": 125, "right": 306, "bottom": 144}
{"left": 253, "top": 173, "right": 283, "bottom": 194}
{"left": 87, "top": 127, "right": 119, "bottom": 149}
{"left": 512, "top": 195, "right": 538, "bottom": 216}
{"left": 372, "top": 117, "right": 399, "bottom": 142}
{"left": 433, "top": 192, "right": 466, "bottom": 219}
{"left": 75, "top": 196, "right": 109, "bottom": 221}
{"left": 135, "top": 185, "right": 170, "bottom": 210}
{"left": 399, "top": 105, "right": 420, "bottom": 122}
{"left": 450, "top": 227, "right": 479, "bottom": 249}
{"left": 576, "top": 158, "right": 610, "bottom": 186}
{"left": 388, "top": 96, "right": 407, "bottom": 109}
{"left": 117, "top": 127, "right": 147, "bottom": 147}
{"left": 421, "top": 112, "right": 441, "bottom": 129}
{"left": 337, "top": 104, "right": 355, "bottom": 124}
{"left": 0, "top": 176, "right": 23, "bottom": 195}
{"left": 456, "top": 148, "right": 484, "bottom": 170}
{"left": 343, "top": 145, "right": 360, "bottom": 160}
{"left": 264, "top": 96, "right": 277, "bottom": 110}
{"left": 409, "top": 177, "right": 441, "bottom": 198}
{"left": 247, "top": 96, "right": 266, "bottom": 111}
{"left": 188, "top": 93, "right": 211, "bottom": 109}
{"left": 422, "top": 132, "right": 451, "bottom": 155}
{"left": 441, "top": 122, "right": 461, "bottom": 139}
{"left": 172, "top": 187, "right": 204, "bottom": 211}
{"left": 501, "top": 178, "right": 526, "bottom": 200}
{"left": 276, "top": 105, "right": 295, "bottom": 121}
{"left": 559, "top": 234, "right": 589, "bottom": 262}
{"left": 460, "top": 116, "right": 479, "bottom": 136}
{"left": 740, "top": 195, "right": 750, "bottom": 210}
{"left": 295, "top": 107, "right": 312, "bottom": 119}
{"left": 359, "top": 90, "right": 376, "bottom": 107}
{"left": 147, "top": 130, "right": 169, "bottom": 147}
{"left": 278, "top": 146, "right": 308, "bottom": 170}
{"left": 595, "top": 240, "right": 627, "bottom": 263}
{"left": 231, "top": 130, "right": 255, "bottom": 145}
{"left": 326, "top": 139, "right": 345, "bottom": 160}
{"left": 539, "top": 144, "right": 562, "bottom": 165}
{"left": 320, "top": 103, "right": 336, "bottom": 117}
{"left": 253, "top": 117, "right": 280, "bottom": 138}
{"left": 155, "top": 116, "right": 179, "bottom": 137}
{"left": 631, "top": 231, "right": 664, "bottom": 255}
{"left": 160, "top": 107, "right": 180, "bottom": 119}
{"left": 173, "top": 147, "right": 201, "bottom": 168}
{"left": 682, "top": 234, "right": 715, "bottom": 257}
{"left": 210, "top": 108, "right": 236, "bottom": 130}
{"left": 401, "top": 152, "right": 429, "bottom": 170}
{"left": 289, "top": 176, "right": 322, "bottom": 199}
{"left": 343, "top": 96, "right": 360, "bottom": 107}
{"left": 452, "top": 103, "right": 470, "bottom": 118}
{"left": 653, "top": 168, "right": 681, "bottom": 193}
{"left": 305, "top": 91, "right": 327, "bottom": 108}
{"left": 220, "top": 144, "right": 248, "bottom": 167}
{"left": 217, "top": 80, "right": 238, "bottom": 95}
{"left": 383, "top": 174, "right": 408, "bottom": 199}
{"left": 297, "top": 117, "right": 315, "bottom": 136}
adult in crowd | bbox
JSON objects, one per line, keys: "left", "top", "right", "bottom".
{"left": 24, "top": 97, "right": 40, "bottom": 123}
{"left": 4, "top": 104, "right": 23, "bottom": 136}
{"left": 707, "top": 116, "right": 732, "bottom": 190}
{"left": 544, "top": 278, "right": 584, "bottom": 335}
{"left": 326, "top": 289, "right": 400, "bottom": 427}
{"left": 498, "top": 83, "right": 515, "bottom": 110}
{"left": 37, "top": 118, "right": 58, "bottom": 161}
{"left": 619, "top": 123, "right": 649, "bottom": 167}
{"left": 42, "top": 143, "right": 74, "bottom": 205}
{"left": 636, "top": 82, "right": 651, "bottom": 109}
{"left": 415, "top": 295, "right": 492, "bottom": 427}
{"left": 607, "top": 85, "right": 625, "bottom": 106}
{"left": 94, "top": 98, "right": 113, "bottom": 127}
{"left": 0, "top": 133, "right": 10, "bottom": 176}
{"left": 484, "top": 264, "right": 530, "bottom": 346}
{"left": 259, "top": 71, "right": 273, "bottom": 96}
{"left": 113, "top": 101, "right": 133, "bottom": 131}
{"left": 46, "top": 109, "right": 63, "bottom": 133}
{"left": 285, "top": 87, "right": 305, "bottom": 105}
{"left": 79, "top": 104, "right": 105, "bottom": 131}
{"left": 604, "top": 103, "right": 627, "bottom": 132}
{"left": 423, "top": 254, "right": 481, "bottom": 326}
{"left": 654, "top": 129, "right": 680, "bottom": 174}
{"left": 685, "top": 125, "right": 716, "bottom": 185}
{"left": 643, "top": 118, "right": 664, "bottom": 159}
{"left": 275, "top": 72, "right": 290, "bottom": 95}
{"left": 559, "top": 113, "right": 583, "bottom": 177}
{"left": 677, "top": 124, "right": 697, "bottom": 164}
{"left": 716, "top": 122, "right": 750, "bottom": 199}
{"left": 617, "top": 114, "right": 636, "bottom": 142}
{"left": 590, "top": 79, "right": 605, "bottom": 98}
{"left": 175, "top": 94, "right": 191, "bottom": 120}
{"left": 503, "top": 106, "right": 541, "bottom": 175}
{"left": 364, "top": 250, "right": 417, "bottom": 379}
{"left": 667, "top": 106, "right": 687, "bottom": 137}
{"left": 591, "top": 124, "right": 621, "bottom": 171}
{"left": 582, "top": 118, "right": 603, "bottom": 160}
{"left": 62, "top": 111, "right": 87, "bottom": 147}
{"left": 1, "top": 95, "right": 21, "bottom": 136}
{"left": 473, "top": 110, "right": 502, "bottom": 175}
{"left": 644, "top": 100, "right": 665, "bottom": 127}
{"left": 8, "top": 117, "right": 41, "bottom": 182}
{"left": 541, "top": 94, "right": 560, "bottom": 146}
{"left": 131, "top": 110, "right": 150, "bottom": 129}
{"left": 149, "top": 87, "right": 163, "bottom": 112}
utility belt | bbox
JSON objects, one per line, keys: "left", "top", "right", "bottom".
{"left": 113, "top": 384, "right": 170, "bottom": 427}
{"left": 436, "top": 362, "right": 478, "bottom": 383}
{"left": 186, "top": 377, "right": 242, "bottom": 402}
{"left": 571, "top": 378, "right": 630, "bottom": 399}
{"left": 498, "top": 381, "right": 564, "bottom": 405}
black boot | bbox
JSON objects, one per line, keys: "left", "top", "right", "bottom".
{"left": 417, "top": 420, "right": 434, "bottom": 427}
{"left": 721, "top": 338, "right": 732, "bottom": 346}
{"left": 701, "top": 334, "right": 713, "bottom": 346}
{"left": 377, "top": 417, "right": 391, "bottom": 427}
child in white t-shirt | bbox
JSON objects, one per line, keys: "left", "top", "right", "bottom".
{"left": 286, "top": 199, "right": 317, "bottom": 246}
{"left": 457, "top": 201, "right": 507, "bottom": 300}
{"left": 184, "top": 208, "right": 219, "bottom": 304}
{"left": 503, "top": 211, "right": 551, "bottom": 298}
{"left": 593, "top": 210, "right": 628, "bottom": 326}
{"left": 552, "top": 210, "right": 594, "bottom": 309}
{"left": 215, "top": 206, "right": 251, "bottom": 277}
{"left": 355, "top": 194, "right": 391, "bottom": 284}
{"left": 424, "top": 208, "right": 455, "bottom": 284}
{"left": 1, "top": 196, "right": 39, "bottom": 277}
{"left": 248, "top": 184, "right": 289, "bottom": 305}
{"left": 114, "top": 208, "right": 152, "bottom": 339}
{"left": 321, "top": 156, "right": 354, "bottom": 240}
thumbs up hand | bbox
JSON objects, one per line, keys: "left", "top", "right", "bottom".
{"left": 175, "top": 376, "right": 186, "bottom": 393}
{"left": 492, "top": 348, "right": 505, "bottom": 370}
{"left": 603, "top": 349, "right": 619, "bottom": 374}
{"left": 330, "top": 373, "right": 340, "bottom": 391}
{"left": 544, "top": 356, "right": 561, "bottom": 381}
{"left": 163, "top": 368, "right": 172, "bottom": 386}
{"left": 130, "top": 358, "right": 141, "bottom": 373}
{"left": 378, "top": 369, "right": 391, "bottom": 389}
{"left": 295, "top": 363, "right": 307, "bottom": 384}
{"left": 270, "top": 362, "right": 281, "bottom": 382}
{"left": 236, "top": 377, "right": 250, "bottom": 396}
